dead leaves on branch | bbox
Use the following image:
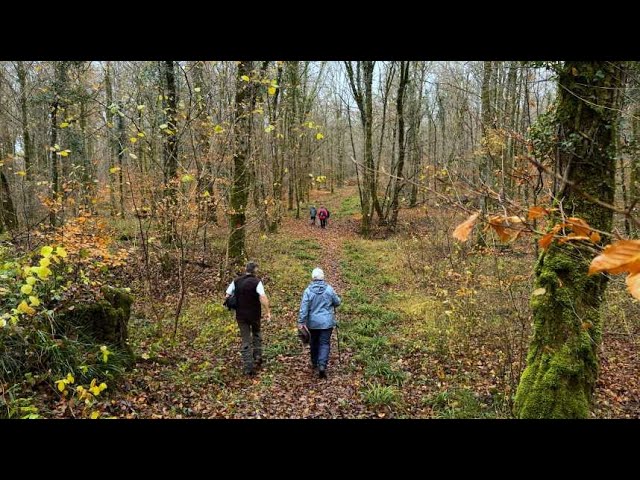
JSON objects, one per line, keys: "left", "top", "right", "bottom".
{"left": 485, "top": 215, "right": 526, "bottom": 242}
{"left": 538, "top": 217, "right": 601, "bottom": 250}
{"left": 589, "top": 240, "right": 640, "bottom": 299}
{"left": 453, "top": 206, "right": 602, "bottom": 250}
{"left": 452, "top": 211, "right": 527, "bottom": 243}
{"left": 452, "top": 204, "right": 640, "bottom": 299}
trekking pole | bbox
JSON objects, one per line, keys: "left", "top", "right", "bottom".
{"left": 334, "top": 308, "right": 341, "bottom": 365}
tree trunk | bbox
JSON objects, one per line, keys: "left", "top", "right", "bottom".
{"left": 162, "top": 60, "right": 179, "bottom": 241}
{"left": 117, "top": 102, "right": 126, "bottom": 218}
{"left": 630, "top": 103, "right": 640, "bottom": 236}
{"left": 389, "top": 61, "right": 410, "bottom": 228}
{"left": 16, "top": 62, "right": 32, "bottom": 181}
{"left": 480, "top": 61, "right": 494, "bottom": 214}
{"left": 49, "top": 62, "right": 67, "bottom": 227}
{"left": 344, "top": 61, "right": 376, "bottom": 235}
{"left": 228, "top": 61, "right": 256, "bottom": 264}
{"left": 514, "top": 61, "right": 626, "bottom": 418}
{"left": 0, "top": 171, "right": 17, "bottom": 232}
{"left": 104, "top": 62, "right": 117, "bottom": 217}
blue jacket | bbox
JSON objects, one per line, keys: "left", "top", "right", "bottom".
{"left": 298, "top": 280, "right": 341, "bottom": 329}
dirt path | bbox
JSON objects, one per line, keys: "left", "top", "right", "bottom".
{"left": 226, "top": 191, "right": 374, "bottom": 418}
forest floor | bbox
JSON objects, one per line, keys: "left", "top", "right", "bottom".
{"left": 28, "top": 187, "right": 640, "bottom": 418}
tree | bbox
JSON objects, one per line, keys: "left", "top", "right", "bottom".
{"left": 388, "top": 61, "right": 410, "bottom": 228}
{"left": 162, "top": 60, "right": 179, "bottom": 241}
{"left": 514, "top": 62, "right": 626, "bottom": 418}
{"left": 345, "top": 61, "right": 376, "bottom": 235}
{"left": 227, "top": 61, "right": 257, "bottom": 264}
{"left": 48, "top": 61, "right": 69, "bottom": 227}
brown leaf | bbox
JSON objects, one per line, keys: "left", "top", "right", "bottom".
{"left": 452, "top": 212, "right": 479, "bottom": 242}
{"left": 539, "top": 224, "right": 563, "bottom": 250}
{"left": 558, "top": 233, "right": 591, "bottom": 244}
{"left": 589, "top": 239, "right": 640, "bottom": 275}
{"left": 528, "top": 206, "right": 548, "bottom": 220}
{"left": 488, "top": 215, "right": 525, "bottom": 242}
{"left": 625, "top": 272, "right": 640, "bottom": 299}
{"left": 539, "top": 232, "right": 555, "bottom": 250}
{"left": 567, "top": 217, "right": 592, "bottom": 237}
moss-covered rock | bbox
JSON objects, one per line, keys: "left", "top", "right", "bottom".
{"left": 58, "top": 287, "right": 134, "bottom": 366}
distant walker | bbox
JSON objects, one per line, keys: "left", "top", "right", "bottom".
{"left": 318, "top": 206, "right": 330, "bottom": 229}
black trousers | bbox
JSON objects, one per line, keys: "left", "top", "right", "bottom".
{"left": 236, "top": 318, "right": 262, "bottom": 369}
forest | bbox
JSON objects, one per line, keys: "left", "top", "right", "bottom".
{"left": 0, "top": 60, "right": 637, "bottom": 419}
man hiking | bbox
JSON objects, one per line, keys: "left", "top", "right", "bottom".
{"left": 225, "top": 262, "right": 271, "bottom": 376}
{"left": 318, "top": 205, "right": 329, "bottom": 229}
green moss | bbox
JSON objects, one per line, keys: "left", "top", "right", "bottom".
{"left": 101, "top": 286, "right": 133, "bottom": 320}
{"left": 515, "top": 244, "right": 605, "bottom": 418}
{"left": 58, "top": 287, "right": 135, "bottom": 367}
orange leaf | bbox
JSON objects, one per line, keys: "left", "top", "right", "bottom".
{"left": 588, "top": 239, "right": 640, "bottom": 275}
{"left": 625, "top": 272, "right": 640, "bottom": 299}
{"left": 491, "top": 224, "right": 518, "bottom": 242}
{"left": 590, "top": 231, "right": 601, "bottom": 243}
{"left": 487, "top": 215, "right": 525, "bottom": 243}
{"left": 558, "top": 233, "right": 590, "bottom": 244}
{"left": 528, "top": 206, "right": 548, "bottom": 220}
{"left": 539, "top": 232, "right": 554, "bottom": 250}
{"left": 567, "top": 217, "right": 591, "bottom": 237}
{"left": 453, "top": 212, "right": 479, "bottom": 242}
{"left": 539, "top": 224, "right": 562, "bottom": 250}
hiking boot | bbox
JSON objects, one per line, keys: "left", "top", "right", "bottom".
{"left": 243, "top": 367, "right": 255, "bottom": 377}
{"left": 318, "top": 366, "right": 327, "bottom": 379}
{"left": 254, "top": 358, "right": 263, "bottom": 369}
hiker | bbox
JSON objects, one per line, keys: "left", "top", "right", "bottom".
{"left": 297, "top": 267, "right": 341, "bottom": 379}
{"left": 225, "top": 261, "right": 271, "bottom": 376}
{"left": 318, "top": 205, "right": 329, "bottom": 229}
{"left": 309, "top": 205, "right": 317, "bottom": 226}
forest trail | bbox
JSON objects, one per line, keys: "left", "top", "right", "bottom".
{"left": 225, "top": 189, "right": 371, "bottom": 418}
{"left": 114, "top": 188, "right": 393, "bottom": 418}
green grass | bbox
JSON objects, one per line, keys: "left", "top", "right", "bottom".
{"left": 338, "top": 238, "right": 410, "bottom": 409}
{"left": 337, "top": 195, "right": 361, "bottom": 217}
{"left": 363, "top": 359, "right": 408, "bottom": 385}
{"left": 362, "top": 383, "right": 401, "bottom": 407}
{"left": 422, "top": 388, "right": 494, "bottom": 419}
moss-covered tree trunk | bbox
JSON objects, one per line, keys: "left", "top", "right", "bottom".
{"left": 228, "top": 61, "right": 256, "bottom": 264}
{"left": 514, "top": 62, "right": 626, "bottom": 418}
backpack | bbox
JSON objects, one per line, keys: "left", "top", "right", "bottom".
{"left": 223, "top": 289, "right": 238, "bottom": 310}
{"left": 223, "top": 277, "right": 245, "bottom": 310}
{"left": 326, "top": 210, "right": 330, "bottom": 219}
